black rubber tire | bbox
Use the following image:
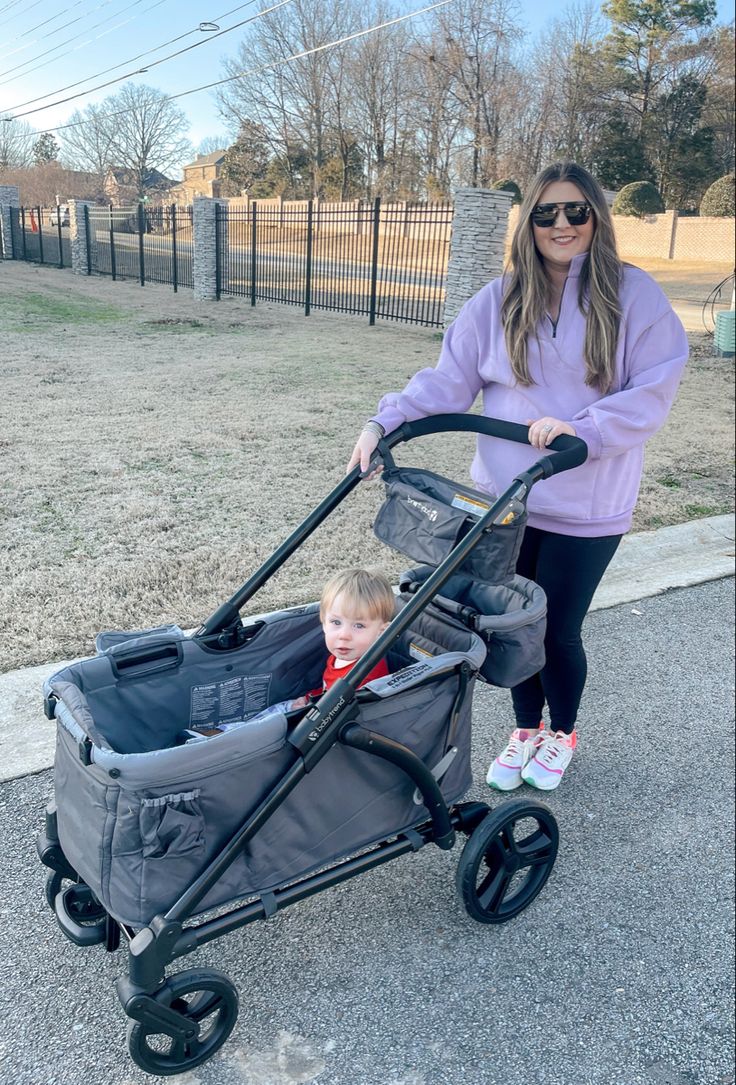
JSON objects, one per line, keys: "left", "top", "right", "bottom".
{"left": 456, "top": 799, "right": 559, "bottom": 924}
{"left": 127, "top": 968, "right": 239, "bottom": 1076}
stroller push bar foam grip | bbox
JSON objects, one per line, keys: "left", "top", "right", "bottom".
{"left": 387, "top": 415, "right": 588, "bottom": 479}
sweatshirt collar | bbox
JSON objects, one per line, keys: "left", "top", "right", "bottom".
{"left": 566, "top": 252, "right": 589, "bottom": 280}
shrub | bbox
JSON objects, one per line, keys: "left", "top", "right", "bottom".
{"left": 612, "top": 181, "right": 665, "bottom": 217}
{"left": 491, "top": 179, "right": 522, "bottom": 205}
{"left": 699, "top": 174, "right": 735, "bottom": 217}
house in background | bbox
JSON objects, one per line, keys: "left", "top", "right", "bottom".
{"left": 103, "top": 167, "right": 175, "bottom": 205}
{"left": 168, "top": 151, "right": 227, "bottom": 204}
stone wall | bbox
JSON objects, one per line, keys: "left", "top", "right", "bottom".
{"left": 0, "top": 184, "right": 20, "bottom": 258}
{"left": 444, "top": 187, "right": 512, "bottom": 323}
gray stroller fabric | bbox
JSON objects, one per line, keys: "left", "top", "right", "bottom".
{"left": 399, "top": 567, "right": 546, "bottom": 688}
{"left": 373, "top": 466, "right": 525, "bottom": 583}
{"left": 47, "top": 601, "right": 486, "bottom": 928}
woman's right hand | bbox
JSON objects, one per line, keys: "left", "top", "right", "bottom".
{"left": 346, "top": 429, "right": 382, "bottom": 478}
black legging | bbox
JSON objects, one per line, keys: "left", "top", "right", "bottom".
{"left": 511, "top": 526, "right": 622, "bottom": 734}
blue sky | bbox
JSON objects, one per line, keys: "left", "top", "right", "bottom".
{"left": 1, "top": 0, "right": 733, "bottom": 159}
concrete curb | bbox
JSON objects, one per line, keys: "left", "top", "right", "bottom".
{"left": 1, "top": 514, "right": 733, "bottom": 786}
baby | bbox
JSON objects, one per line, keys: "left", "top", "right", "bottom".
{"left": 187, "top": 568, "right": 395, "bottom": 739}
{"left": 310, "top": 566, "right": 395, "bottom": 694}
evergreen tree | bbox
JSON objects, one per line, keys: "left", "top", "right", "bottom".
{"left": 32, "top": 132, "right": 59, "bottom": 164}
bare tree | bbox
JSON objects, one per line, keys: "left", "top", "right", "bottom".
{"left": 429, "top": 0, "right": 522, "bottom": 187}
{"left": 105, "top": 84, "right": 192, "bottom": 196}
{"left": 0, "top": 115, "right": 36, "bottom": 172}
{"left": 60, "top": 104, "right": 122, "bottom": 177}
{"left": 524, "top": 4, "right": 609, "bottom": 172}
{"left": 218, "top": 0, "right": 359, "bottom": 198}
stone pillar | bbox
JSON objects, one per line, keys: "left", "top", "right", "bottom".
{"left": 444, "top": 187, "right": 513, "bottom": 325}
{"left": 69, "top": 200, "right": 97, "bottom": 275}
{"left": 0, "top": 184, "right": 20, "bottom": 259}
{"left": 192, "top": 197, "right": 228, "bottom": 300}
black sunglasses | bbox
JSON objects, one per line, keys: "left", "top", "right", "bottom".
{"left": 531, "top": 201, "right": 592, "bottom": 227}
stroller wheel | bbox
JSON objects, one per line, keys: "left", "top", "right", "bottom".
{"left": 127, "top": 968, "right": 239, "bottom": 1076}
{"left": 45, "top": 870, "right": 106, "bottom": 919}
{"left": 456, "top": 800, "right": 558, "bottom": 924}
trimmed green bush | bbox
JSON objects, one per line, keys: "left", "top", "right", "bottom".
{"left": 700, "top": 174, "right": 735, "bottom": 217}
{"left": 491, "top": 179, "right": 522, "bottom": 205}
{"left": 612, "top": 181, "right": 665, "bottom": 217}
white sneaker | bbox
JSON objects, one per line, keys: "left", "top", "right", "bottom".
{"left": 521, "top": 730, "right": 576, "bottom": 791}
{"left": 486, "top": 725, "right": 545, "bottom": 792}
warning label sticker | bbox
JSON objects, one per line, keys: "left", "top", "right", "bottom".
{"left": 451, "top": 493, "right": 490, "bottom": 517}
{"left": 190, "top": 673, "right": 272, "bottom": 729}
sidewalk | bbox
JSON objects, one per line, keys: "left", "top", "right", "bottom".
{"left": 1, "top": 514, "right": 732, "bottom": 786}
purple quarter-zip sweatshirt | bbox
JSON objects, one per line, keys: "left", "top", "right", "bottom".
{"left": 373, "top": 254, "right": 689, "bottom": 537}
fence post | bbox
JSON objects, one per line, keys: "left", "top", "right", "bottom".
{"left": 37, "top": 206, "right": 44, "bottom": 265}
{"left": 368, "top": 196, "right": 381, "bottom": 326}
{"left": 69, "top": 201, "right": 96, "bottom": 275}
{"left": 443, "top": 187, "right": 512, "bottom": 325}
{"left": 215, "top": 204, "right": 222, "bottom": 300}
{"left": 109, "top": 205, "right": 117, "bottom": 281}
{"left": 137, "top": 202, "right": 145, "bottom": 286}
{"left": 668, "top": 210, "right": 679, "bottom": 260}
{"left": 250, "top": 202, "right": 257, "bottom": 307}
{"left": 170, "top": 204, "right": 178, "bottom": 292}
{"left": 0, "top": 184, "right": 20, "bottom": 259}
{"left": 305, "top": 199, "right": 313, "bottom": 316}
{"left": 192, "top": 197, "right": 218, "bottom": 301}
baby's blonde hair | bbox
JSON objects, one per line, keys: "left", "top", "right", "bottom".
{"left": 319, "top": 568, "right": 395, "bottom": 624}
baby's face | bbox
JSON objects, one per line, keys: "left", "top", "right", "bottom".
{"left": 322, "top": 592, "right": 388, "bottom": 664}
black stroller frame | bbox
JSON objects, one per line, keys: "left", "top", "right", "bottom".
{"left": 37, "top": 414, "right": 587, "bottom": 1076}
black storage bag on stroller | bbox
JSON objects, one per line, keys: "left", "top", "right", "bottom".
{"left": 373, "top": 464, "right": 526, "bottom": 582}
{"left": 47, "top": 600, "right": 485, "bottom": 928}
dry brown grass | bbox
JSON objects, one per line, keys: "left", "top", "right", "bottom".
{"left": 1, "top": 260, "right": 733, "bottom": 673}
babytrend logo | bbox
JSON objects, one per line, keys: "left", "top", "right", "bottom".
{"left": 406, "top": 495, "right": 438, "bottom": 522}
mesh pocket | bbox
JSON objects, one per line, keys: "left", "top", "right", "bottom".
{"left": 373, "top": 466, "right": 524, "bottom": 583}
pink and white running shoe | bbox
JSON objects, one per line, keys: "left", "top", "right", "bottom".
{"left": 486, "top": 724, "right": 545, "bottom": 792}
{"left": 521, "top": 730, "right": 577, "bottom": 791}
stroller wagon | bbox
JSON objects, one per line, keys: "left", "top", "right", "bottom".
{"left": 37, "top": 414, "right": 586, "bottom": 1076}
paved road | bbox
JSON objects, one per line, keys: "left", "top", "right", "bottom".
{"left": 0, "top": 579, "right": 733, "bottom": 1085}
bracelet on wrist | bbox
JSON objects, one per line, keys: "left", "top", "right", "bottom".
{"left": 362, "top": 420, "right": 385, "bottom": 439}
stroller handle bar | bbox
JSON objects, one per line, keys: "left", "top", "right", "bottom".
{"left": 387, "top": 414, "right": 587, "bottom": 478}
{"left": 196, "top": 414, "right": 587, "bottom": 640}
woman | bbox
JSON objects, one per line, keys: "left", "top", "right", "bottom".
{"left": 347, "top": 162, "right": 688, "bottom": 792}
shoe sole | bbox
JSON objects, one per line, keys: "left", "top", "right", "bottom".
{"left": 521, "top": 774, "right": 561, "bottom": 791}
{"left": 487, "top": 777, "right": 523, "bottom": 792}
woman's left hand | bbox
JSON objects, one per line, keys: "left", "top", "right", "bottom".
{"left": 526, "top": 416, "right": 577, "bottom": 449}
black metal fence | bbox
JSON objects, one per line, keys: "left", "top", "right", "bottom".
{"left": 86, "top": 203, "right": 193, "bottom": 290}
{"left": 10, "top": 207, "right": 71, "bottom": 269}
{"left": 9, "top": 198, "right": 453, "bottom": 327}
{"left": 218, "top": 198, "right": 453, "bottom": 326}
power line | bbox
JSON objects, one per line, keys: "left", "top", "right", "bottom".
{"left": 4, "top": 0, "right": 292, "bottom": 117}
{"left": 17, "top": 0, "right": 453, "bottom": 134}
{"left": 0, "top": 0, "right": 166, "bottom": 82}
{"left": 1, "top": 0, "right": 261, "bottom": 110}
{"left": 2, "top": 0, "right": 117, "bottom": 48}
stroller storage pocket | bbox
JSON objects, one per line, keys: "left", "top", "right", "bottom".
{"left": 139, "top": 791, "right": 205, "bottom": 859}
{"left": 373, "top": 466, "right": 524, "bottom": 582}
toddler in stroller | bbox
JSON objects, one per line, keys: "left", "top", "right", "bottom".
{"left": 36, "top": 413, "right": 587, "bottom": 1077}
{"left": 187, "top": 567, "right": 394, "bottom": 737}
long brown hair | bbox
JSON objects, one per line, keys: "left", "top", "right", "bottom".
{"left": 501, "top": 162, "right": 623, "bottom": 393}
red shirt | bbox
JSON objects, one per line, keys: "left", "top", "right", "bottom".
{"left": 310, "top": 655, "right": 389, "bottom": 697}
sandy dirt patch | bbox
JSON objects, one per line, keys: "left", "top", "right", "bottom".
{"left": 1, "top": 260, "right": 733, "bottom": 672}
